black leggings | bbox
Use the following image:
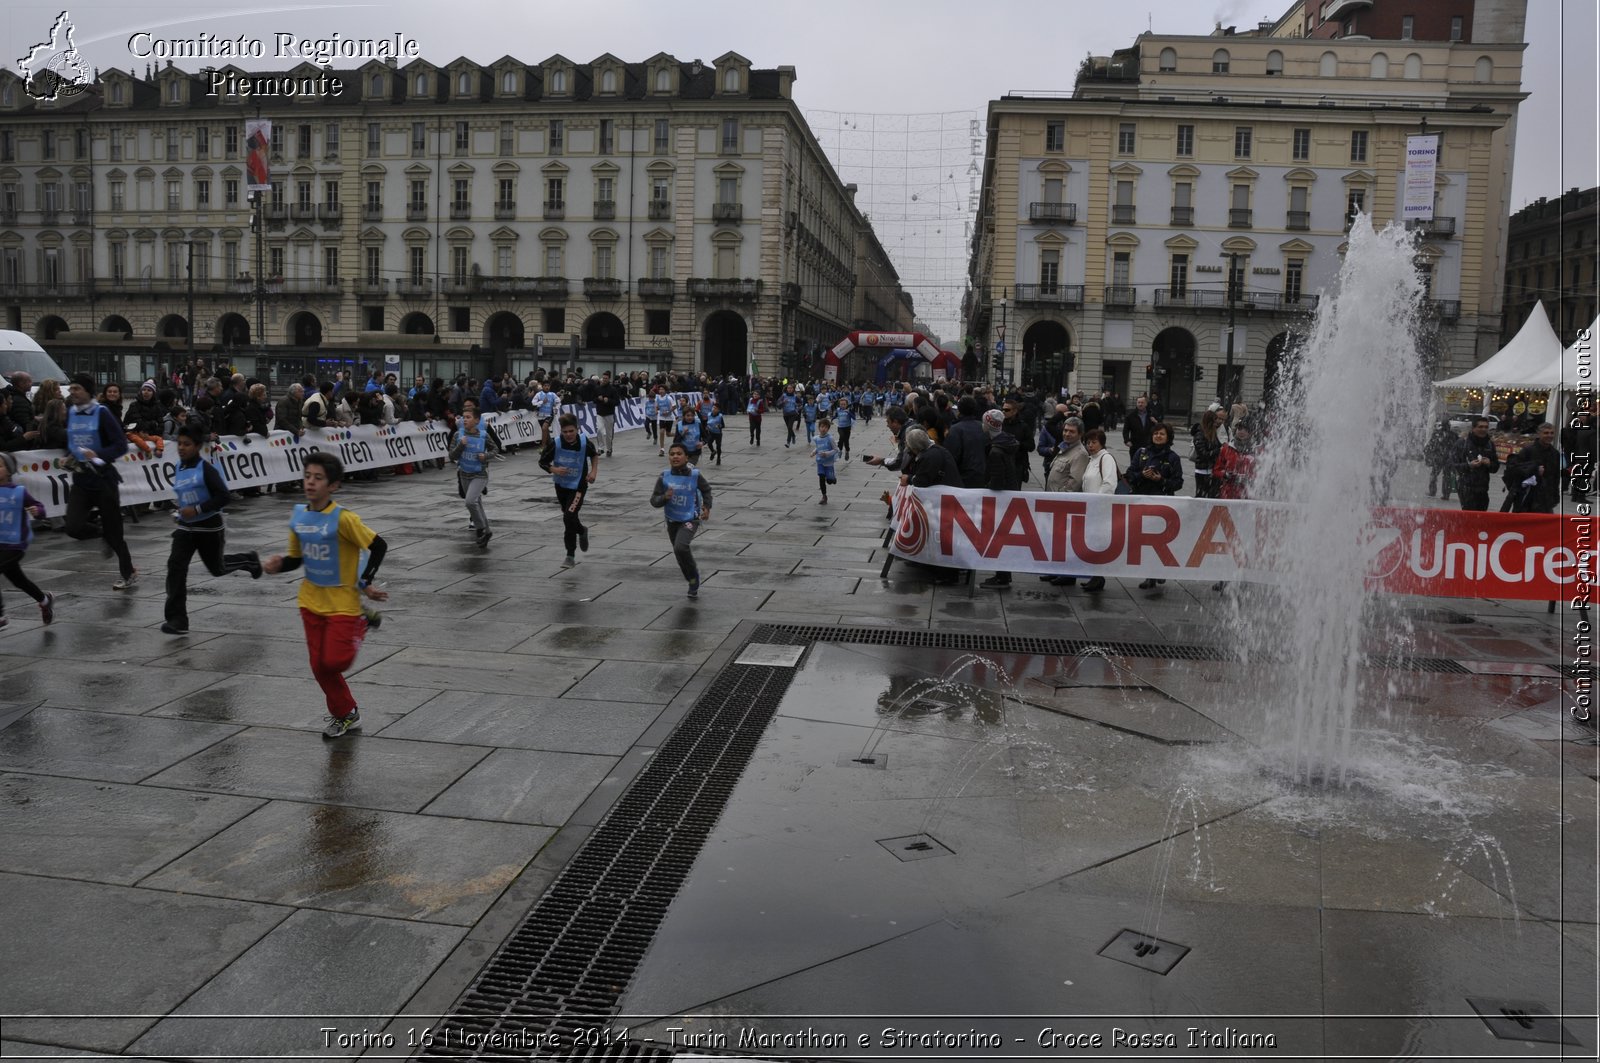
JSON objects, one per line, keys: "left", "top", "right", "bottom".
{"left": 65, "top": 478, "right": 135, "bottom": 579}
{"left": 784, "top": 413, "right": 799, "bottom": 445}
{"left": 748, "top": 417, "right": 762, "bottom": 445}
{"left": 0, "top": 548, "right": 44, "bottom": 615}
{"left": 838, "top": 426, "right": 852, "bottom": 455}
{"left": 165, "top": 526, "right": 257, "bottom": 628}
{"left": 555, "top": 485, "right": 587, "bottom": 553}
{"left": 706, "top": 433, "right": 722, "bottom": 460}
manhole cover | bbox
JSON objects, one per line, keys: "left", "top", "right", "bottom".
{"left": 735, "top": 643, "right": 807, "bottom": 667}
{"left": 1466, "top": 998, "right": 1581, "bottom": 1045}
{"left": 877, "top": 834, "right": 953, "bottom": 861}
{"left": 1097, "top": 929, "right": 1190, "bottom": 975}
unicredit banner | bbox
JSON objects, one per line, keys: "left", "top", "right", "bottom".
{"left": 889, "top": 486, "right": 1592, "bottom": 602}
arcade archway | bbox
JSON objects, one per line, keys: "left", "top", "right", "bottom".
{"left": 1021, "top": 321, "right": 1072, "bottom": 394}
{"left": 584, "top": 312, "right": 625, "bottom": 351}
{"left": 217, "top": 313, "right": 250, "bottom": 347}
{"left": 703, "top": 310, "right": 747, "bottom": 378}
{"left": 287, "top": 312, "right": 323, "bottom": 347}
{"left": 485, "top": 311, "right": 525, "bottom": 351}
{"left": 400, "top": 312, "right": 435, "bottom": 335}
{"left": 1150, "top": 327, "right": 1196, "bottom": 418}
{"left": 156, "top": 314, "right": 189, "bottom": 340}
{"left": 99, "top": 315, "right": 134, "bottom": 339}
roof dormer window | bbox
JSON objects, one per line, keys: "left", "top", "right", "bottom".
{"left": 502, "top": 70, "right": 517, "bottom": 93}
{"left": 111, "top": 80, "right": 124, "bottom": 104}
{"left": 371, "top": 73, "right": 384, "bottom": 95}
{"left": 655, "top": 69, "right": 670, "bottom": 92}
{"left": 550, "top": 69, "right": 567, "bottom": 94}
{"left": 458, "top": 71, "right": 472, "bottom": 94}
{"left": 723, "top": 69, "right": 739, "bottom": 92}
{"left": 600, "top": 69, "right": 616, "bottom": 94}
{"left": 415, "top": 72, "right": 428, "bottom": 95}
{"left": 168, "top": 79, "right": 182, "bottom": 102}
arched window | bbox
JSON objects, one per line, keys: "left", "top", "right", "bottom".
{"left": 1211, "top": 49, "right": 1230, "bottom": 73}
{"left": 458, "top": 72, "right": 471, "bottom": 94}
{"left": 1158, "top": 47, "right": 1176, "bottom": 72}
{"left": 1320, "top": 51, "right": 1337, "bottom": 77}
{"left": 601, "top": 69, "right": 616, "bottom": 93}
{"left": 550, "top": 69, "right": 566, "bottom": 93}
{"left": 1370, "top": 53, "right": 1388, "bottom": 78}
{"left": 1474, "top": 56, "right": 1493, "bottom": 83}
{"left": 1266, "top": 50, "right": 1283, "bottom": 75}
{"left": 502, "top": 71, "right": 517, "bottom": 93}
{"left": 415, "top": 73, "right": 428, "bottom": 95}
{"left": 723, "top": 68, "right": 740, "bottom": 91}
{"left": 370, "top": 74, "right": 384, "bottom": 95}
{"left": 655, "top": 69, "right": 671, "bottom": 92}
{"left": 1404, "top": 53, "right": 1423, "bottom": 79}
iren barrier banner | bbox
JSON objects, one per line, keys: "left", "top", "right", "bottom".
{"left": 14, "top": 392, "right": 711, "bottom": 517}
{"left": 889, "top": 486, "right": 1592, "bottom": 602}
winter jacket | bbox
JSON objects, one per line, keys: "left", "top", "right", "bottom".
{"left": 1507, "top": 440, "right": 1561, "bottom": 513}
{"left": 909, "top": 443, "right": 964, "bottom": 489}
{"left": 1081, "top": 449, "right": 1120, "bottom": 494}
{"left": 984, "top": 431, "right": 1022, "bottom": 492}
{"left": 1045, "top": 441, "right": 1089, "bottom": 493}
{"left": 1214, "top": 443, "right": 1255, "bottom": 500}
{"left": 942, "top": 416, "right": 989, "bottom": 488}
{"left": 276, "top": 395, "right": 305, "bottom": 437}
{"left": 123, "top": 395, "right": 165, "bottom": 435}
{"left": 1127, "top": 441, "right": 1184, "bottom": 496}
{"left": 1451, "top": 432, "right": 1500, "bottom": 493}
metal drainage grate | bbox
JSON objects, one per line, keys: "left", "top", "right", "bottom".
{"left": 1466, "top": 997, "right": 1581, "bottom": 1045}
{"left": 419, "top": 647, "right": 807, "bottom": 1060}
{"left": 754, "top": 624, "right": 1472, "bottom": 673}
{"left": 1097, "top": 929, "right": 1191, "bottom": 976}
{"left": 877, "top": 834, "right": 954, "bottom": 861}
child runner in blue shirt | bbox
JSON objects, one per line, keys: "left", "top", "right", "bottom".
{"left": 811, "top": 417, "right": 838, "bottom": 505}
{"left": 449, "top": 406, "right": 499, "bottom": 547}
{"left": 161, "top": 424, "right": 264, "bottom": 634}
{"left": 0, "top": 452, "right": 54, "bottom": 628}
{"left": 674, "top": 410, "right": 704, "bottom": 465}
{"left": 650, "top": 442, "right": 714, "bottom": 599}
{"left": 704, "top": 402, "right": 725, "bottom": 466}
{"left": 802, "top": 394, "right": 819, "bottom": 443}
{"left": 834, "top": 398, "right": 854, "bottom": 461}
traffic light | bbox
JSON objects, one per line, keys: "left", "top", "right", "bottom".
{"left": 1194, "top": 365, "right": 1205, "bottom": 381}
{"left": 1145, "top": 363, "right": 1153, "bottom": 379}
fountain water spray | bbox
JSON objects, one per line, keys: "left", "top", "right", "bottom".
{"left": 1233, "top": 215, "right": 1432, "bottom": 787}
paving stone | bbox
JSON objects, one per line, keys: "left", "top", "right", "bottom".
{"left": 0, "top": 708, "right": 241, "bottom": 783}
{"left": 142, "top": 727, "right": 491, "bottom": 812}
{"left": 0, "top": 774, "right": 263, "bottom": 884}
{"left": 143, "top": 800, "right": 550, "bottom": 923}
{"left": 374, "top": 691, "right": 666, "bottom": 755}
{"left": 144, "top": 673, "right": 432, "bottom": 731}
{"left": 423, "top": 748, "right": 619, "bottom": 825}
{"left": 0, "top": 660, "right": 224, "bottom": 714}
{"left": 507, "top": 623, "right": 726, "bottom": 663}
{"left": 561, "top": 659, "right": 700, "bottom": 704}
{"left": 349, "top": 645, "right": 599, "bottom": 697}
{"left": 0, "top": 872, "right": 290, "bottom": 1052}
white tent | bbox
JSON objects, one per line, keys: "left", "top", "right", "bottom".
{"left": 1434, "top": 300, "right": 1566, "bottom": 391}
{"left": 1526, "top": 316, "right": 1598, "bottom": 425}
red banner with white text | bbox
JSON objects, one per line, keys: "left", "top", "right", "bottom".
{"left": 889, "top": 486, "right": 1594, "bottom": 602}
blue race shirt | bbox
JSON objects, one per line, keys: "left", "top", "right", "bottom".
{"left": 661, "top": 466, "right": 701, "bottom": 522}
{"left": 835, "top": 407, "right": 853, "bottom": 429}
{"left": 173, "top": 460, "right": 215, "bottom": 524}
{"left": 782, "top": 394, "right": 798, "bottom": 414}
{"left": 803, "top": 401, "right": 817, "bottom": 422}
{"left": 0, "top": 484, "right": 31, "bottom": 547}
{"left": 551, "top": 432, "right": 588, "bottom": 489}
{"left": 67, "top": 404, "right": 103, "bottom": 458}
{"left": 677, "top": 420, "right": 702, "bottom": 452}
{"left": 457, "top": 427, "right": 487, "bottom": 475}
{"left": 814, "top": 434, "right": 838, "bottom": 471}
{"left": 291, "top": 503, "right": 345, "bottom": 587}
{"left": 705, "top": 411, "right": 724, "bottom": 434}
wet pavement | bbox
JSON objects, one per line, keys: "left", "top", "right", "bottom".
{"left": 0, "top": 420, "right": 1589, "bottom": 1060}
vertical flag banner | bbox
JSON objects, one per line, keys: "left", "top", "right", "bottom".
{"left": 1402, "top": 134, "right": 1439, "bottom": 220}
{"left": 245, "top": 119, "right": 272, "bottom": 192}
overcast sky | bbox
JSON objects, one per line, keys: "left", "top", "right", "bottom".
{"left": 6, "top": 0, "right": 1594, "bottom": 336}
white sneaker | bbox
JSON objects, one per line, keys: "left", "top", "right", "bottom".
{"left": 112, "top": 570, "right": 140, "bottom": 591}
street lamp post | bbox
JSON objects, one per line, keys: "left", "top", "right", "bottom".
{"left": 997, "top": 290, "right": 1008, "bottom": 387}
{"left": 1222, "top": 251, "right": 1239, "bottom": 405}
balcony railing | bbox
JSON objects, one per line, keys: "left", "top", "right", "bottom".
{"left": 1170, "top": 206, "right": 1194, "bottom": 226}
{"left": 687, "top": 277, "right": 761, "bottom": 301}
{"left": 71, "top": 208, "right": 93, "bottom": 225}
{"left": 1429, "top": 298, "right": 1461, "bottom": 321}
{"left": 450, "top": 201, "right": 471, "bottom": 220}
{"left": 363, "top": 204, "right": 383, "bottom": 221}
{"left": 291, "top": 204, "right": 316, "bottom": 221}
{"left": 40, "top": 209, "right": 60, "bottom": 225}
{"left": 637, "top": 278, "right": 676, "bottom": 300}
{"left": 1014, "top": 283, "right": 1085, "bottom": 309}
{"left": 494, "top": 200, "right": 516, "bottom": 220}
{"left": 587, "top": 199, "right": 614, "bottom": 221}
{"left": 353, "top": 278, "right": 389, "bottom": 298}
{"left": 443, "top": 277, "right": 474, "bottom": 296}
{"left": 406, "top": 203, "right": 427, "bottom": 221}
{"left": 543, "top": 199, "right": 565, "bottom": 220}
{"left": 712, "top": 202, "right": 743, "bottom": 223}
{"left": 0, "top": 209, "right": 16, "bottom": 225}
{"left": 1154, "top": 288, "right": 1198, "bottom": 308}
{"left": 395, "top": 277, "right": 434, "bottom": 297}
{"left": 781, "top": 281, "right": 802, "bottom": 305}
{"left": 318, "top": 204, "right": 342, "bottom": 228}
{"left": 648, "top": 199, "right": 671, "bottom": 220}
{"left": 1028, "top": 201, "right": 1077, "bottom": 224}
{"left": 1286, "top": 210, "right": 1311, "bottom": 231}
{"left": 1228, "top": 208, "right": 1253, "bottom": 228}
{"left": 0, "top": 281, "right": 95, "bottom": 297}
{"left": 1111, "top": 205, "right": 1136, "bottom": 225}
{"left": 1103, "top": 285, "right": 1137, "bottom": 307}
{"left": 279, "top": 277, "right": 343, "bottom": 295}
{"left": 1407, "top": 216, "right": 1456, "bottom": 238}
{"left": 531, "top": 276, "right": 568, "bottom": 298}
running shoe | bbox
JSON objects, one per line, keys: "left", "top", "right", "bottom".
{"left": 363, "top": 608, "right": 382, "bottom": 631}
{"left": 112, "top": 570, "right": 139, "bottom": 591}
{"left": 322, "top": 710, "right": 361, "bottom": 739}
{"left": 246, "top": 552, "right": 264, "bottom": 579}
{"left": 477, "top": 529, "right": 493, "bottom": 548}
{"left": 560, "top": 554, "right": 577, "bottom": 569}
{"left": 577, "top": 527, "right": 589, "bottom": 552}
{"left": 38, "top": 593, "right": 53, "bottom": 626}
{"left": 687, "top": 574, "right": 700, "bottom": 599}
{"left": 160, "top": 621, "right": 188, "bottom": 635}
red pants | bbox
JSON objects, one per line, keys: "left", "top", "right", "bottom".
{"left": 300, "top": 609, "right": 367, "bottom": 718}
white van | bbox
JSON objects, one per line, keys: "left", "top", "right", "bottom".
{"left": 0, "top": 330, "right": 70, "bottom": 384}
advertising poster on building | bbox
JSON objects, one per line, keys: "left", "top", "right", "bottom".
{"left": 1402, "top": 134, "right": 1438, "bottom": 219}
{"left": 245, "top": 118, "right": 272, "bottom": 191}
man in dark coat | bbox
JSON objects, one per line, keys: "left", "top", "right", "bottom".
{"left": 979, "top": 409, "right": 1022, "bottom": 589}
{"left": 1507, "top": 422, "right": 1561, "bottom": 513}
{"left": 941, "top": 396, "right": 989, "bottom": 488}
{"left": 1122, "top": 395, "right": 1155, "bottom": 459}
{"left": 1451, "top": 417, "right": 1500, "bottom": 511}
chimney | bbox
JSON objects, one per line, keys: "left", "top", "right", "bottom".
{"left": 385, "top": 56, "right": 397, "bottom": 68}
{"left": 845, "top": 183, "right": 857, "bottom": 201}
{"left": 775, "top": 64, "right": 796, "bottom": 98}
